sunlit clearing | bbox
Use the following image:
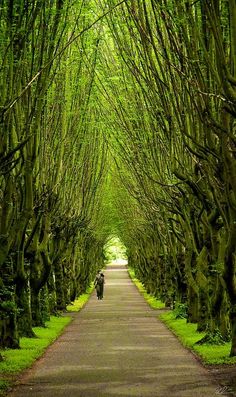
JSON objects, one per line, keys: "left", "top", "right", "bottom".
{"left": 104, "top": 236, "right": 128, "bottom": 265}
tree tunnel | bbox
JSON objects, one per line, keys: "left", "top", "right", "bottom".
{"left": 0, "top": 0, "right": 236, "bottom": 359}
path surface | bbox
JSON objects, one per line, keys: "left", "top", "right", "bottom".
{"left": 9, "top": 264, "right": 222, "bottom": 397}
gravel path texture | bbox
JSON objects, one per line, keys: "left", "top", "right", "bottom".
{"left": 8, "top": 263, "right": 224, "bottom": 397}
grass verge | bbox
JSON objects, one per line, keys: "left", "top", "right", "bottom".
{"left": 160, "top": 311, "right": 236, "bottom": 365}
{"left": 66, "top": 284, "right": 94, "bottom": 312}
{"left": 128, "top": 268, "right": 165, "bottom": 309}
{"left": 0, "top": 286, "right": 94, "bottom": 396}
{"left": 128, "top": 267, "right": 236, "bottom": 365}
{"left": 0, "top": 316, "right": 71, "bottom": 395}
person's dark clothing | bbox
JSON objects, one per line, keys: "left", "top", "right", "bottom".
{"left": 99, "top": 274, "right": 105, "bottom": 299}
{"left": 94, "top": 272, "right": 105, "bottom": 300}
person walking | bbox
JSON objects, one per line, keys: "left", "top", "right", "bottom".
{"left": 98, "top": 273, "right": 105, "bottom": 299}
{"left": 94, "top": 271, "right": 101, "bottom": 299}
{"left": 94, "top": 271, "right": 105, "bottom": 300}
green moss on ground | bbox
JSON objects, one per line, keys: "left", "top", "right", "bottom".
{"left": 160, "top": 311, "right": 236, "bottom": 365}
{"left": 128, "top": 268, "right": 165, "bottom": 309}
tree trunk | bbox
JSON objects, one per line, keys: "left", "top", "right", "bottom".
{"left": 31, "top": 290, "right": 45, "bottom": 327}
{"left": 187, "top": 286, "right": 199, "bottom": 323}
{"left": 197, "top": 291, "right": 208, "bottom": 332}
{"left": 230, "top": 307, "right": 236, "bottom": 357}
{"left": 0, "top": 314, "right": 19, "bottom": 349}
{"left": 16, "top": 278, "right": 35, "bottom": 337}
{"left": 40, "top": 286, "right": 50, "bottom": 323}
{"left": 54, "top": 261, "right": 67, "bottom": 311}
{"left": 0, "top": 263, "right": 20, "bottom": 348}
{"left": 47, "top": 271, "right": 58, "bottom": 314}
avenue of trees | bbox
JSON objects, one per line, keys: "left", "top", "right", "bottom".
{"left": 0, "top": 1, "right": 109, "bottom": 351}
{"left": 1, "top": 0, "right": 236, "bottom": 359}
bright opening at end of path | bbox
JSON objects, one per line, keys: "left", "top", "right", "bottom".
{"left": 104, "top": 236, "right": 128, "bottom": 265}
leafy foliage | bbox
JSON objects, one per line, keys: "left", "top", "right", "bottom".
{"left": 173, "top": 303, "right": 188, "bottom": 320}
{"left": 195, "top": 329, "right": 228, "bottom": 346}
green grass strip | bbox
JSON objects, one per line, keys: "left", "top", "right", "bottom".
{"left": 0, "top": 316, "right": 71, "bottom": 375}
{"left": 160, "top": 311, "right": 236, "bottom": 365}
{"left": 0, "top": 316, "right": 71, "bottom": 395}
{"left": 128, "top": 267, "right": 236, "bottom": 365}
{"left": 0, "top": 285, "right": 94, "bottom": 390}
{"left": 0, "top": 284, "right": 95, "bottom": 395}
{"left": 128, "top": 268, "right": 165, "bottom": 309}
{"left": 66, "top": 284, "right": 94, "bottom": 312}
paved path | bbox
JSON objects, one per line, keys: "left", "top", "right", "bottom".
{"left": 9, "top": 264, "right": 221, "bottom": 397}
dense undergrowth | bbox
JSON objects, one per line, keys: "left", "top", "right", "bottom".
{"left": 129, "top": 267, "right": 236, "bottom": 366}
{"left": 0, "top": 286, "right": 93, "bottom": 396}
